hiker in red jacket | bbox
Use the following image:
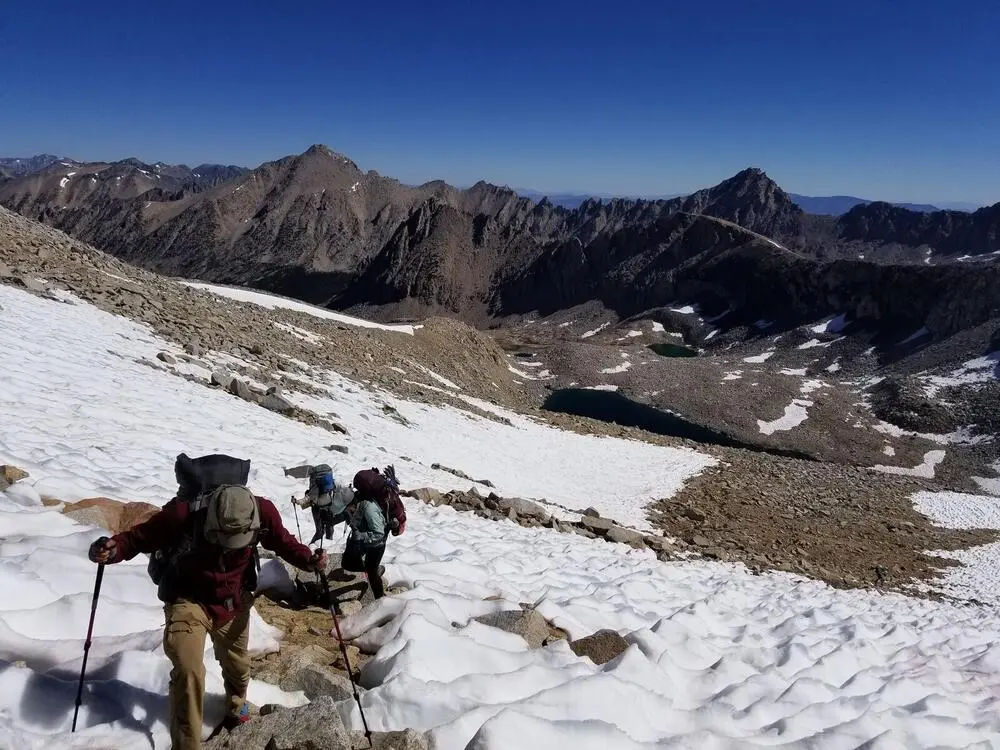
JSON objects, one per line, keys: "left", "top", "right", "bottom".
{"left": 88, "top": 453, "right": 324, "bottom": 750}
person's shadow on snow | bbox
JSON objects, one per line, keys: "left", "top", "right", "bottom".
{"left": 6, "top": 654, "right": 234, "bottom": 746}
{"left": 5, "top": 655, "right": 168, "bottom": 746}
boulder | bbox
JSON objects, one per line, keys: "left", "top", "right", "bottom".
{"left": 0, "top": 465, "right": 29, "bottom": 492}
{"left": 17, "top": 276, "right": 47, "bottom": 292}
{"left": 59, "top": 497, "right": 159, "bottom": 534}
{"left": 606, "top": 526, "right": 646, "bottom": 549}
{"left": 582, "top": 507, "right": 601, "bottom": 518}
{"left": 580, "top": 515, "right": 614, "bottom": 534}
{"left": 65, "top": 507, "right": 112, "bottom": 529}
{"left": 119, "top": 500, "right": 160, "bottom": 531}
{"left": 287, "top": 664, "right": 355, "bottom": 702}
{"left": 184, "top": 341, "right": 202, "bottom": 357}
{"left": 473, "top": 609, "right": 550, "bottom": 649}
{"left": 205, "top": 695, "right": 349, "bottom": 749}
{"left": 211, "top": 370, "right": 234, "bottom": 389}
{"left": 261, "top": 393, "right": 295, "bottom": 415}
{"left": 408, "top": 487, "right": 444, "bottom": 506}
{"left": 569, "top": 629, "right": 630, "bottom": 665}
{"left": 643, "top": 536, "right": 674, "bottom": 553}
{"left": 228, "top": 378, "right": 256, "bottom": 402}
{"left": 680, "top": 506, "right": 707, "bottom": 523}
{"left": 156, "top": 352, "right": 177, "bottom": 364}
{"left": 493, "top": 495, "right": 549, "bottom": 521}
{"left": 327, "top": 445, "right": 350, "bottom": 455}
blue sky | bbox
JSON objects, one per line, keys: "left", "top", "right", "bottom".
{"left": 2, "top": 0, "right": 997, "bottom": 205}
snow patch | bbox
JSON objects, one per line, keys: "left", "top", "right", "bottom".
{"left": 873, "top": 450, "right": 946, "bottom": 479}
{"left": 757, "top": 399, "right": 812, "bottom": 435}
{"left": 898, "top": 326, "right": 930, "bottom": 347}
{"left": 272, "top": 321, "right": 324, "bottom": 346}
{"left": 743, "top": 351, "right": 774, "bottom": 364}
{"left": 180, "top": 282, "right": 417, "bottom": 334}
{"left": 599, "top": 361, "right": 632, "bottom": 375}
{"left": 811, "top": 314, "right": 848, "bottom": 334}
{"left": 580, "top": 322, "right": 610, "bottom": 339}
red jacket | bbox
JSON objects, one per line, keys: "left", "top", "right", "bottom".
{"left": 111, "top": 495, "right": 313, "bottom": 625}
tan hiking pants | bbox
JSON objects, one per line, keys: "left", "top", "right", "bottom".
{"left": 162, "top": 599, "right": 251, "bottom": 750}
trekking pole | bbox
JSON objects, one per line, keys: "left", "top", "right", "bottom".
{"left": 291, "top": 496, "right": 303, "bottom": 544}
{"left": 72, "top": 551, "right": 106, "bottom": 732}
{"left": 319, "top": 570, "right": 372, "bottom": 748}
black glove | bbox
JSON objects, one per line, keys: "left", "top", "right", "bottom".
{"left": 310, "top": 550, "right": 328, "bottom": 573}
{"left": 88, "top": 536, "right": 116, "bottom": 564}
{"left": 387, "top": 517, "right": 400, "bottom": 533}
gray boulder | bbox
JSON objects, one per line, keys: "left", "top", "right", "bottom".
{"left": 205, "top": 695, "right": 349, "bottom": 749}
{"left": 289, "top": 664, "right": 355, "bottom": 702}
{"left": 206, "top": 696, "right": 429, "bottom": 749}
{"left": 211, "top": 370, "right": 234, "bottom": 389}
{"left": 228, "top": 377, "right": 256, "bottom": 402}
{"left": 606, "top": 526, "right": 646, "bottom": 549}
{"left": 474, "top": 609, "right": 550, "bottom": 649}
{"left": 494, "top": 495, "right": 549, "bottom": 521}
{"left": 261, "top": 393, "right": 295, "bottom": 415}
{"left": 156, "top": 352, "right": 177, "bottom": 364}
{"left": 580, "top": 515, "right": 614, "bottom": 534}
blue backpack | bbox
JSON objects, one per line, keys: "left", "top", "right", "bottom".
{"left": 309, "top": 464, "right": 335, "bottom": 504}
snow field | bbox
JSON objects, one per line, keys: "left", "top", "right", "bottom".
{"left": 180, "top": 281, "right": 419, "bottom": 334}
{"left": 2, "top": 285, "right": 1000, "bottom": 747}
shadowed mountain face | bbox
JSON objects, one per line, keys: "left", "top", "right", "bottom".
{"left": 1, "top": 145, "right": 999, "bottom": 338}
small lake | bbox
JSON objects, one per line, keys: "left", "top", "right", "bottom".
{"left": 648, "top": 343, "right": 698, "bottom": 358}
{"left": 543, "top": 388, "right": 814, "bottom": 459}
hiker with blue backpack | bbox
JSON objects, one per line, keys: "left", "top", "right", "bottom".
{"left": 87, "top": 453, "right": 325, "bottom": 750}
{"left": 284, "top": 463, "right": 353, "bottom": 545}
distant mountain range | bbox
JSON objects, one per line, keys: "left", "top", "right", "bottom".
{"left": 1, "top": 147, "right": 998, "bottom": 341}
{"left": 516, "top": 188, "right": 982, "bottom": 215}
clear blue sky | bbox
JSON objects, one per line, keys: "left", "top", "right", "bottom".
{"left": 2, "top": 0, "right": 997, "bottom": 205}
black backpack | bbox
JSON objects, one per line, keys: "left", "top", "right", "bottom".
{"left": 148, "top": 453, "right": 263, "bottom": 599}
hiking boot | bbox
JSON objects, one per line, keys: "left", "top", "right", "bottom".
{"left": 221, "top": 702, "right": 250, "bottom": 731}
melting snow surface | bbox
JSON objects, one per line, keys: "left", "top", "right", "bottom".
{"left": 4, "top": 285, "right": 1000, "bottom": 748}
{"left": 757, "top": 399, "right": 812, "bottom": 434}
{"left": 180, "top": 282, "right": 418, "bottom": 334}
{"left": 743, "top": 351, "right": 774, "bottom": 363}
{"left": 650, "top": 322, "right": 665, "bottom": 333}
{"left": 912, "top": 490, "right": 1000, "bottom": 605}
{"left": 584, "top": 384, "right": 619, "bottom": 392}
{"left": 669, "top": 305, "right": 697, "bottom": 315}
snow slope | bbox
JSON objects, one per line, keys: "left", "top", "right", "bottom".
{"left": 180, "top": 281, "right": 419, "bottom": 335}
{"left": 2, "top": 285, "right": 1000, "bottom": 748}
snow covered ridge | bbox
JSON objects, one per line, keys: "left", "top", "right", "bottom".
{"left": 3, "top": 286, "right": 1000, "bottom": 748}
{"left": 180, "top": 281, "right": 420, "bottom": 335}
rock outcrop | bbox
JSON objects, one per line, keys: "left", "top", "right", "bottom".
{"left": 205, "top": 695, "right": 429, "bottom": 749}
